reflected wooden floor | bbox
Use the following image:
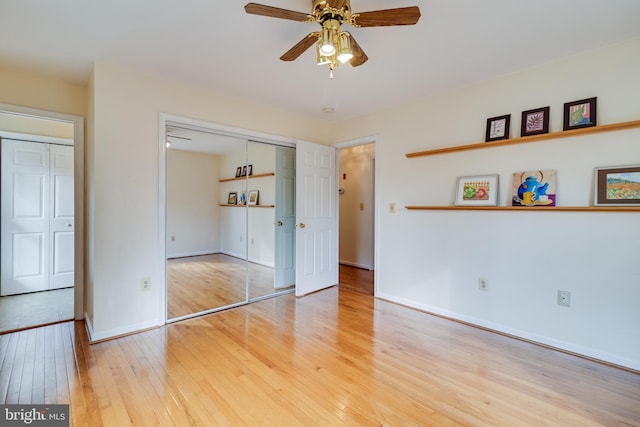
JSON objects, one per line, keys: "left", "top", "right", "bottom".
{"left": 1, "top": 282, "right": 638, "bottom": 426}
{"left": 167, "top": 254, "right": 289, "bottom": 319}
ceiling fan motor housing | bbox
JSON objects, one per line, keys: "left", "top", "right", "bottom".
{"left": 313, "top": 0, "right": 351, "bottom": 23}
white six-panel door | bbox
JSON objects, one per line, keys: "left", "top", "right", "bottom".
{"left": 295, "top": 141, "right": 338, "bottom": 296}
{"left": 1, "top": 139, "right": 74, "bottom": 296}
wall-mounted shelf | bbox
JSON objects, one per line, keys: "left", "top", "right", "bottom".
{"left": 405, "top": 119, "right": 640, "bottom": 158}
{"left": 219, "top": 204, "right": 274, "bottom": 208}
{"left": 219, "top": 172, "right": 274, "bottom": 183}
{"left": 405, "top": 205, "right": 640, "bottom": 212}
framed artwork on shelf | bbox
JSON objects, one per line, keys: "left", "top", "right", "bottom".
{"left": 238, "top": 191, "right": 246, "bottom": 205}
{"left": 521, "top": 106, "right": 550, "bottom": 137}
{"left": 227, "top": 192, "right": 237, "bottom": 205}
{"left": 485, "top": 114, "right": 511, "bottom": 142}
{"left": 241, "top": 165, "right": 247, "bottom": 176}
{"left": 235, "top": 167, "right": 242, "bottom": 178}
{"left": 455, "top": 174, "right": 499, "bottom": 206}
{"left": 563, "top": 97, "right": 597, "bottom": 131}
{"left": 594, "top": 165, "right": 640, "bottom": 206}
{"left": 511, "top": 170, "right": 557, "bottom": 207}
{"left": 248, "top": 190, "right": 260, "bottom": 206}
{"left": 248, "top": 164, "right": 253, "bottom": 176}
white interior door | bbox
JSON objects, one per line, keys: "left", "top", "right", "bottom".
{"left": 1, "top": 139, "right": 50, "bottom": 295}
{"left": 295, "top": 141, "right": 338, "bottom": 296}
{"left": 274, "top": 146, "right": 296, "bottom": 288}
{"left": 50, "top": 144, "right": 75, "bottom": 289}
{"left": 1, "top": 140, "right": 74, "bottom": 296}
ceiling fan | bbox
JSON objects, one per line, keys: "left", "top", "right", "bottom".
{"left": 244, "top": 0, "right": 421, "bottom": 78}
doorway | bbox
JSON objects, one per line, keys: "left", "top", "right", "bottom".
{"left": 0, "top": 105, "right": 84, "bottom": 332}
{"left": 335, "top": 138, "right": 377, "bottom": 296}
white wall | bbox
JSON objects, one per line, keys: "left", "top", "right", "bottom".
{"left": 166, "top": 149, "right": 221, "bottom": 258}
{"left": 339, "top": 143, "right": 375, "bottom": 269}
{"left": 333, "top": 38, "right": 640, "bottom": 370}
{"left": 219, "top": 143, "right": 276, "bottom": 267}
{"left": 88, "top": 62, "right": 330, "bottom": 340}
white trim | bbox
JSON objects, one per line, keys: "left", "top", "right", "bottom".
{"left": 378, "top": 292, "right": 640, "bottom": 372}
{"left": 339, "top": 260, "right": 374, "bottom": 270}
{"left": 0, "top": 130, "right": 73, "bottom": 146}
{"left": 333, "top": 135, "right": 379, "bottom": 296}
{"left": 0, "top": 103, "right": 84, "bottom": 321}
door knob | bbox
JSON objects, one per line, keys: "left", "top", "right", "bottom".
{"left": 276, "top": 221, "right": 283, "bottom": 226}
{"left": 297, "top": 223, "right": 306, "bottom": 229}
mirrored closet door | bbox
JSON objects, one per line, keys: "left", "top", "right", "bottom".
{"left": 165, "top": 125, "right": 295, "bottom": 322}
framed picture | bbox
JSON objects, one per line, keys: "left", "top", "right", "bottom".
{"left": 512, "top": 170, "right": 557, "bottom": 207}
{"left": 248, "top": 164, "right": 253, "bottom": 176}
{"left": 485, "top": 114, "right": 511, "bottom": 142}
{"left": 235, "top": 167, "right": 242, "bottom": 178}
{"left": 248, "top": 190, "right": 259, "bottom": 206}
{"left": 455, "top": 175, "right": 499, "bottom": 206}
{"left": 227, "top": 192, "right": 237, "bottom": 205}
{"left": 238, "top": 191, "right": 246, "bottom": 205}
{"left": 594, "top": 165, "right": 640, "bottom": 206}
{"left": 563, "top": 97, "right": 597, "bottom": 131}
{"left": 521, "top": 106, "right": 550, "bottom": 137}
{"left": 241, "top": 165, "right": 247, "bottom": 176}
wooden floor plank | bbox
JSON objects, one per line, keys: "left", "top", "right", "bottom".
{"left": 0, "top": 266, "right": 637, "bottom": 426}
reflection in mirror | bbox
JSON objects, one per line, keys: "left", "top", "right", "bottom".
{"left": 166, "top": 127, "right": 247, "bottom": 320}
{"left": 165, "top": 125, "right": 296, "bottom": 322}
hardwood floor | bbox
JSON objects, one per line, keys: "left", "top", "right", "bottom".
{"left": 0, "top": 274, "right": 638, "bottom": 425}
{"left": 167, "top": 254, "right": 290, "bottom": 319}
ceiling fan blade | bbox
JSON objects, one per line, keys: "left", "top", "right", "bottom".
{"left": 244, "top": 3, "right": 312, "bottom": 22}
{"left": 348, "top": 34, "right": 368, "bottom": 67}
{"left": 280, "top": 33, "right": 320, "bottom": 61}
{"left": 351, "top": 6, "right": 421, "bottom": 27}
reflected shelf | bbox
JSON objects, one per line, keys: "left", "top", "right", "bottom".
{"left": 405, "top": 205, "right": 640, "bottom": 212}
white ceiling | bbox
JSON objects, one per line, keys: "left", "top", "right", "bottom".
{"left": 1, "top": 0, "right": 640, "bottom": 124}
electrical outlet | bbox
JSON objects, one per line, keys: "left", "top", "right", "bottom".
{"left": 557, "top": 290, "right": 571, "bottom": 307}
{"left": 478, "top": 278, "right": 489, "bottom": 291}
{"left": 140, "top": 277, "right": 151, "bottom": 291}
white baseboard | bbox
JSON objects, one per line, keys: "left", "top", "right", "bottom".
{"left": 339, "top": 260, "right": 374, "bottom": 270}
{"left": 84, "top": 313, "right": 162, "bottom": 343}
{"left": 167, "top": 249, "right": 221, "bottom": 259}
{"left": 377, "top": 292, "right": 640, "bottom": 372}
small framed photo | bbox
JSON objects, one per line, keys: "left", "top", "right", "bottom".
{"left": 235, "top": 167, "right": 242, "bottom": 178}
{"left": 248, "top": 164, "right": 253, "bottom": 176}
{"left": 563, "top": 97, "right": 597, "bottom": 131}
{"left": 241, "top": 165, "right": 247, "bottom": 176}
{"left": 248, "top": 190, "right": 259, "bottom": 206}
{"left": 594, "top": 165, "right": 640, "bottom": 206}
{"left": 521, "top": 106, "right": 550, "bottom": 137}
{"left": 238, "top": 191, "right": 246, "bottom": 205}
{"left": 227, "top": 192, "right": 237, "bottom": 205}
{"left": 455, "top": 174, "right": 499, "bottom": 206}
{"left": 485, "top": 114, "right": 511, "bottom": 142}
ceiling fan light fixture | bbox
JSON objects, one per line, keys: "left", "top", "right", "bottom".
{"left": 316, "top": 42, "right": 332, "bottom": 65}
{"left": 336, "top": 32, "right": 353, "bottom": 63}
{"left": 320, "top": 28, "right": 336, "bottom": 55}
